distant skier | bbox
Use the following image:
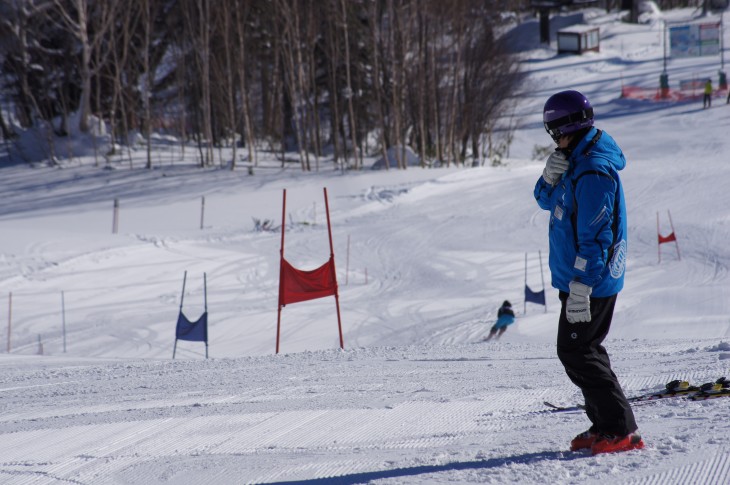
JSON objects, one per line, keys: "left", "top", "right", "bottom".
{"left": 703, "top": 79, "right": 712, "bottom": 109}
{"left": 535, "top": 90, "right": 643, "bottom": 455}
{"left": 484, "top": 300, "right": 515, "bottom": 341}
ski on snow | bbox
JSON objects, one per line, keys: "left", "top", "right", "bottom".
{"left": 544, "top": 377, "right": 730, "bottom": 412}
{"left": 542, "top": 401, "right": 584, "bottom": 412}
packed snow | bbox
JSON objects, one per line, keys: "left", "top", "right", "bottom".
{"left": 2, "top": 6, "right": 730, "bottom": 485}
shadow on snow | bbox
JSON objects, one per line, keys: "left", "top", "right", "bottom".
{"left": 270, "top": 450, "right": 584, "bottom": 485}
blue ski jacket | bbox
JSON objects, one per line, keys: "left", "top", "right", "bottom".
{"left": 494, "top": 304, "right": 516, "bottom": 329}
{"left": 533, "top": 127, "right": 627, "bottom": 297}
{"left": 494, "top": 313, "right": 515, "bottom": 330}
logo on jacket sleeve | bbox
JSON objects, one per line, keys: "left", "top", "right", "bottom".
{"left": 554, "top": 205, "right": 564, "bottom": 221}
{"left": 609, "top": 239, "right": 627, "bottom": 279}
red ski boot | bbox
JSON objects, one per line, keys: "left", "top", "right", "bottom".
{"left": 591, "top": 432, "right": 645, "bottom": 455}
{"left": 570, "top": 430, "right": 598, "bottom": 451}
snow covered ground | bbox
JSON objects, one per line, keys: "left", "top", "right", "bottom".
{"left": 2, "top": 7, "right": 730, "bottom": 484}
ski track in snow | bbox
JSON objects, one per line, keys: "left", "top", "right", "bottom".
{"left": 1, "top": 343, "right": 729, "bottom": 484}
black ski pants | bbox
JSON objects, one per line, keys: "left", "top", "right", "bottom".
{"left": 557, "top": 291, "right": 637, "bottom": 436}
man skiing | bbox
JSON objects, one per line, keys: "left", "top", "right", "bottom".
{"left": 484, "top": 300, "right": 515, "bottom": 341}
{"left": 534, "top": 90, "right": 643, "bottom": 455}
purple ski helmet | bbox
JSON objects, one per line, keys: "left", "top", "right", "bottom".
{"left": 543, "top": 90, "right": 594, "bottom": 142}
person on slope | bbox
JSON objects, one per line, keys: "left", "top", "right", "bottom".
{"left": 534, "top": 90, "right": 643, "bottom": 455}
{"left": 484, "top": 300, "right": 515, "bottom": 341}
{"left": 703, "top": 79, "right": 712, "bottom": 109}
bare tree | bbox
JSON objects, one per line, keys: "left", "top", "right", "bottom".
{"left": 232, "top": 0, "right": 257, "bottom": 168}
{"left": 48, "top": 0, "right": 116, "bottom": 134}
{"left": 104, "top": 0, "right": 140, "bottom": 165}
{"left": 387, "top": 0, "right": 405, "bottom": 169}
{"left": 367, "top": 0, "right": 390, "bottom": 170}
{"left": 141, "top": 0, "right": 153, "bottom": 168}
{"left": 340, "top": 0, "right": 360, "bottom": 169}
{"left": 321, "top": 0, "right": 345, "bottom": 171}
{"left": 0, "top": 109, "right": 11, "bottom": 141}
{"left": 1, "top": 0, "right": 523, "bottom": 170}
{"left": 277, "top": 0, "right": 311, "bottom": 171}
{"left": 0, "top": 1, "right": 50, "bottom": 129}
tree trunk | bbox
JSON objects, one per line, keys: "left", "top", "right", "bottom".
{"left": 325, "top": 1, "right": 344, "bottom": 171}
{"left": 0, "top": 104, "right": 14, "bottom": 140}
{"left": 143, "top": 0, "right": 153, "bottom": 169}
{"left": 341, "top": 0, "right": 360, "bottom": 169}
{"left": 234, "top": 0, "right": 257, "bottom": 168}
{"left": 387, "top": 0, "right": 404, "bottom": 169}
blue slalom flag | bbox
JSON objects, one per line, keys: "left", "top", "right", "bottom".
{"left": 175, "top": 311, "right": 208, "bottom": 342}
{"left": 524, "top": 285, "right": 546, "bottom": 306}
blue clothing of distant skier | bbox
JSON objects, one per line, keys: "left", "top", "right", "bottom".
{"left": 494, "top": 308, "right": 515, "bottom": 330}
{"left": 533, "top": 126, "right": 627, "bottom": 298}
{"left": 485, "top": 301, "right": 515, "bottom": 341}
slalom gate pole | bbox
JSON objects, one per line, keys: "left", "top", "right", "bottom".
{"left": 668, "top": 210, "right": 681, "bottom": 260}
{"left": 345, "top": 234, "right": 350, "bottom": 286}
{"left": 539, "top": 250, "right": 547, "bottom": 312}
{"left": 204, "top": 272, "right": 208, "bottom": 359}
{"left": 524, "top": 253, "right": 528, "bottom": 314}
{"left": 324, "top": 188, "right": 344, "bottom": 350}
{"left": 180, "top": 271, "right": 187, "bottom": 311}
{"left": 657, "top": 212, "right": 661, "bottom": 264}
{"left": 173, "top": 271, "right": 187, "bottom": 359}
{"left": 276, "top": 189, "right": 287, "bottom": 354}
{"left": 657, "top": 210, "right": 680, "bottom": 263}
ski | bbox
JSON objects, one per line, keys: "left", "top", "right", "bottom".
{"left": 627, "top": 379, "right": 701, "bottom": 403}
{"left": 689, "top": 378, "right": 730, "bottom": 401}
{"left": 543, "top": 401, "right": 584, "bottom": 412}
{"left": 544, "top": 377, "right": 729, "bottom": 412}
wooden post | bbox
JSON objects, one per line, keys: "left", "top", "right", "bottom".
{"left": 200, "top": 196, "right": 205, "bottom": 230}
{"left": 112, "top": 198, "right": 119, "bottom": 234}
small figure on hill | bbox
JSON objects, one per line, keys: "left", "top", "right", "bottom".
{"left": 484, "top": 300, "right": 515, "bottom": 341}
{"left": 703, "top": 79, "right": 712, "bottom": 109}
{"left": 535, "top": 90, "right": 643, "bottom": 455}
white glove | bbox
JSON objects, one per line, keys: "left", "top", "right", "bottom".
{"left": 566, "top": 281, "right": 592, "bottom": 323}
{"left": 542, "top": 151, "right": 569, "bottom": 186}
